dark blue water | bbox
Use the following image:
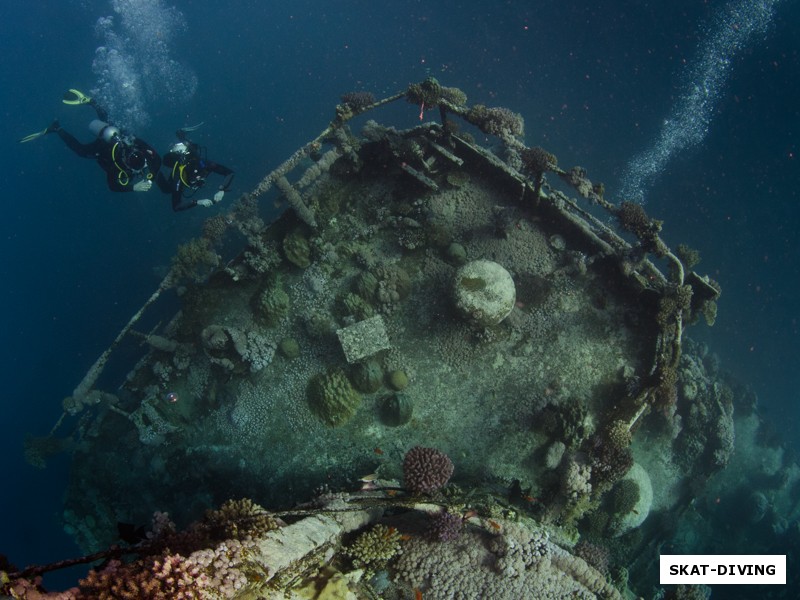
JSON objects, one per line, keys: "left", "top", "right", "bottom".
{"left": 1, "top": 0, "right": 798, "bottom": 588}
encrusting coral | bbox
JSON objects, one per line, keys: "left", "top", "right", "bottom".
{"left": 406, "top": 76, "right": 443, "bottom": 108}
{"left": 393, "top": 519, "right": 623, "bottom": 599}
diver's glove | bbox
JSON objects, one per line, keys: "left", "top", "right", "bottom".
{"left": 196, "top": 199, "right": 213, "bottom": 208}
{"left": 213, "top": 190, "right": 224, "bottom": 203}
{"left": 133, "top": 180, "right": 152, "bottom": 192}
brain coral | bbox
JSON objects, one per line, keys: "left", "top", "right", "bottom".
{"left": 307, "top": 369, "right": 362, "bottom": 427}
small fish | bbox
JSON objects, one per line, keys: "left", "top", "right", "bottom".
{"left": 419, "top": 101, "right": 425, "bottom": 121}
{"left": 487, "top": 519, "right": 502, "bottom": 531}
{"left": 374, "top": 447, "right": 384, "bottom": 455}
{"left": 358, "top": 473, "right": 379, "bottom": 482}
{"left": 414, "top": 588, "right": 423, "bottom": 600}
{"left": 522, "top": 494, "right": 539, "bottom": 503}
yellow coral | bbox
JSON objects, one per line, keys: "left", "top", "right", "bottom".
{"left": 345, "top": 524, "right": 402, "bottom": 571}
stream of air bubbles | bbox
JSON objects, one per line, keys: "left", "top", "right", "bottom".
{"left": 619, "top": 0, "right": 783, "bottom": 203}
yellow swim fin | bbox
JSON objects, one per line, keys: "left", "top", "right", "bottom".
{"left": 18, "top": 127, "right": 48, "bottom": 143}
{"left": 62, "top": 88, "right": 92, "bottom": 105}
{"left": 18, "top": 120, "right": 59, "bottom": 143}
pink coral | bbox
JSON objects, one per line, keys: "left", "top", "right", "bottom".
{"left": 426, "top": 510, "right": 464, "bottom": 542}
{"left": 4, "top": 576, "right": 79, "bottom": 599}
{"left": 402, "top": 446, "right": 454, "bottom": 494}
{"left": 79, "top": 557, "right": 208, "bottom": 599}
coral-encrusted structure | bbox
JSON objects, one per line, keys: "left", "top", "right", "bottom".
{"left": 25, "top": 80, "right": 793, "bottom": 600}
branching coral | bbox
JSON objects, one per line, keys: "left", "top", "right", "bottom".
{"left": 440, "top": 86, "right": 468, "bottom": 107}
{"left": 201, "top": 214, "right": 229, "bottom": 244}
{"left": 79, "top": 556, "right": 211, "bottom": 599}
{"left": 615, "top": 201, "right": 668, "bottom": 257}
{"left": 521, "top": 145, "right": 559, "bottom": 198}
{"left": 335, "top": 91, "right": 377, "bottom": 123}
{"left": 171, "top": 238, "right": 220, "bottom": 283}
{"left": 425, "top": 510, "right": 464, "bottom": 542}
{"left": 402, "top": 446, "right": 454, "bottom": 494}
{"left": 465, "top": 104, "right": 525, "bottom": 138}
{"left": 344, "top": 524, "right": 402, "bottom": 572}
{"left": 406, "top": 76, "right": 443, "bottom": 108}
{"left": 340, "top": 91, "right": 375, "bottom": 111}
{"left": 586, "top": 427, "right": 634, "bottom": 492}
{"left": 203, "top": 498, "right": 281, "bottom": 541}
{"left": 521, "top": 146, "right": 558, "bottom": 175}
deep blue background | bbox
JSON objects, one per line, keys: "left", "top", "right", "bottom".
{"left": 1, "top": 0, "right": 798, "bottom": 578}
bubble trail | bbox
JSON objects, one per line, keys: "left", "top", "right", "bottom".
{"left": 91, "top": 0, "right": 198, "bottom": 130}
{"left": 619, "top": 0, "right": 783, "bottom": 204}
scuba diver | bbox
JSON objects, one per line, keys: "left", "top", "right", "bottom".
{"left": 156, "top": 127, "right": 235, "bottom": 211}
{"left": 19, "top": 89, "right": 161, "bottom": 193}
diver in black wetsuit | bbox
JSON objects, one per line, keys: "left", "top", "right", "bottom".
{"left": 156, "top": 129, "right": 234, "bottom": 211}
{"left": 21, "top": 89, "right": 161, "bottom": 193}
